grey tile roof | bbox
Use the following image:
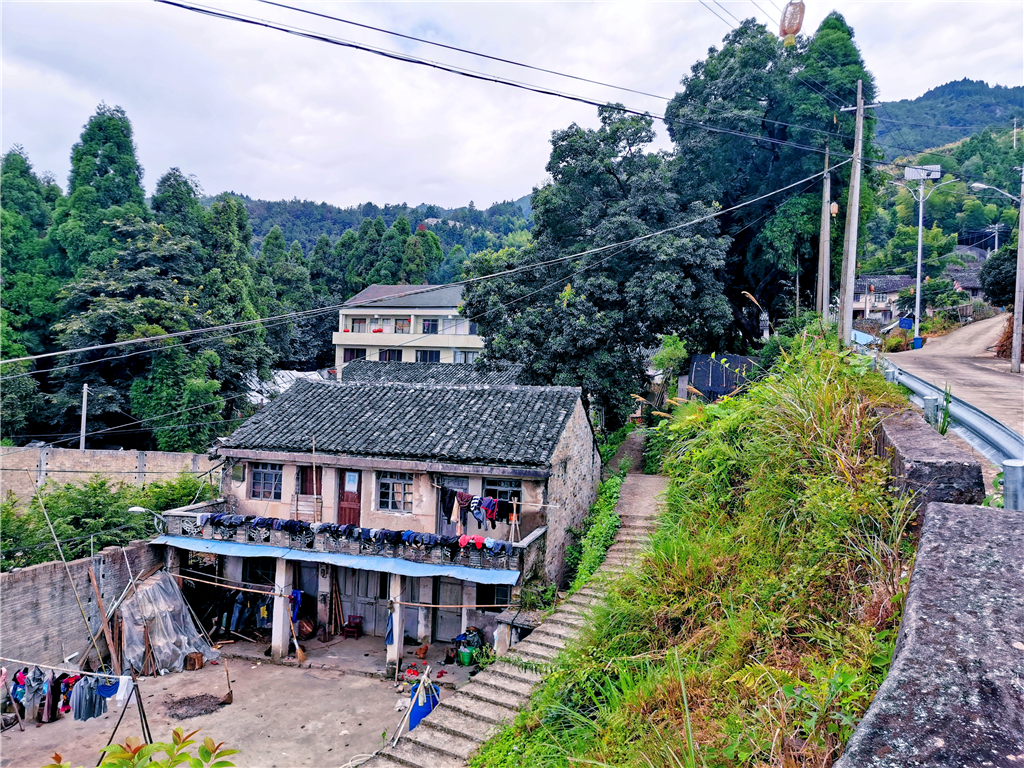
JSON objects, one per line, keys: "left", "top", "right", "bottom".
{"left": 219, "top": 379, "right": 582, "bottom": 468}
{"left": 344, "top": 284, "right": 464, "bottom": 309}
{"left": 340, "top": 360, "right": 524, "bottom": 386}
{"left": 946, "top": 267, "right": 982, "bottom": 290}
{"left": 854, "top": 275, "right": 915, "bottom": 294}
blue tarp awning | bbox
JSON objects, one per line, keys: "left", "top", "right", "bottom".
{"left": 153, "top": 535, "right": 521, "bottom": 586}
{"left": 152, "top": 535, "right": 290, "bottom": 559}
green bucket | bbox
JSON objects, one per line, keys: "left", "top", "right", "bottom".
{"left": 458, "top": 648, "right": 474, "bottom": 666}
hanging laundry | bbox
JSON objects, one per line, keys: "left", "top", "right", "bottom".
{"left": 21, "top": 666, "right": 46, "bottom": 721}
{"left": 69, "top": 677, "right": 107, "bottom": 722}
{"left": 115, "top": 675, "right": 134, "bottom": 706}
{"left": 470, "top": 496, "right": 486, "bottom": 529}
{"left": 96, "top": 678, "right": 120, "bottom": 699}
{"left": 455, "top": 492, "right": 473, "bottom": 528}
{"left": 496, "top": 499, "right": 513, "bottom": 523}
{"left": 440, "top": 487, "right": 458, "bottom": 524}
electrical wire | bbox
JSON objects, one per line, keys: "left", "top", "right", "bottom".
{"left": 254, "top": 0, "right": 670, "bottom": 102}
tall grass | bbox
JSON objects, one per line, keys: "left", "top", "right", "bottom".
{"left": 471, "top": 339, "right": 913, "bottom": 768}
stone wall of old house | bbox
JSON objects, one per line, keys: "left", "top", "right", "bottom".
{"left": 1, "top": 447, "right": 220, "bottom": 507}
{"left": 0, "top": 541, "right": 163, "bottom": 668}
{"left": 541, "top": 399, "right": 602, "bottom": 586}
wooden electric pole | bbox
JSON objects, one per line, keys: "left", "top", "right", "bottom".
{"left": 838, "top": 81, "right": 864, "bottom": 345}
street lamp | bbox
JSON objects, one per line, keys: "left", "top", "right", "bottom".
{"left": 899, "top": 167, "right": 957, "bottom": 344}
{"left": 971, "top": 174, "right": 1024, "bottom": 374}
{"left": 128, "top": 506, "right": 167, "bottom": 534}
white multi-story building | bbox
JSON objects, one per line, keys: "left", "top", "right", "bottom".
{"left": 333, "top": 285, "right": 485, "bottom": 370}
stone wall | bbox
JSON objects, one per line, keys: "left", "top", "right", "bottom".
{"left": 1, "top": 446, "right": 220, "bottom": 506}
{"left": 874, "top": 408, "right": 985, "bottom": 513}
{"left": 542, "top": 400, "right": 602, "bottom": 586}
{"left": 0, "top": 541, "right": 163, "bottom": 667}
{"left": 834, "top": 502, "right": 1024, "bottom": 766}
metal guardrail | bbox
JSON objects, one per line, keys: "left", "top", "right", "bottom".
{"left": 878, "top": 360, "right": 1024, "bottom": 465}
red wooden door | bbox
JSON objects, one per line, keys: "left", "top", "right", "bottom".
{"left": 338, "top": 470, "right": 361, "bottom": 525}
{"left": 299, "top": 466, "right": 322, "bottom": 495}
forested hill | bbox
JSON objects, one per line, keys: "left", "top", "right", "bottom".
{"left": 211, "top": 194, "right": 532, "bottom": 257}
{"left": 877, "top": 79, "right": 1023, "bottom": 159}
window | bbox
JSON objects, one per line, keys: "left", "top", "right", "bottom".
{"left": 378, "top": 471, "right": 414, "bottom": 512}
{"left": 422, "top": 319, "right": 439, "bottom": 334}
{"left": 853, "top": 294, "right": 862, "bottom": 302}
{"left": 469, "top": 322, "right": 478, "bottom": 335}
{"left": 343, "top": 348, "right": 366, "bottom": 363}
{"left": 476, "top": 583, "right": 512, "bottom": 613}
{"left": 395, "top": 319, "right": 411, "bottom": 334}
{"left": 416, "top": 350, "right": 441, "bottom": 363}
{"left": 381, "top": 318, "right": 393, "bottom": 333}
{"left": 442, "top": 318, "right": 457, "bottom": 334}
{"left": 351, "top": 318, "right": 366, "bottom": 333}
{"left": 454, "top": 350, "right": 479, "bottom": 364}
{"left": 250, "top": 463, "right": 283, "bottom": 500}
{"left": 242, "top": 557, "right": 277, "bottom": 587}
{"left": 379, "top": 349, "right": 403, "bottom": 362}
{"left": 483, "top": 478, "right": 522, "bottom": 504}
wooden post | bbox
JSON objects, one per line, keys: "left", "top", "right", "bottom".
{"left": 88, "top": 567, "right": 121, "bottom": 675}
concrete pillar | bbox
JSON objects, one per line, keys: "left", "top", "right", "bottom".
{"left": 317, "top": 564, "right": 332, "bottom": 629}
{"left": 385, "top": 573, "right": 405, "bottom": 675}
{"left": 923, "top": 396, "right": 939, "bottom": 424}
{"left": 223, "top": 555, "right": 243, "bottom": 585}
{"left": 165, "top": 546, "right": 182, "bottom": 589}
{"left": 460, "top": 582, "right": 476, "bottom": 635}
{"left": 321, "top": 468, "right": 339, "bottom": 524}
{"left": 1004, "top": 459, "right": 1024, "bottom": 511}
{"left": 271, "top": 558, "right": 293, "bottom": 660}
{"left": 494, "top": 624, "right": 511, "bottom": 656}
{"left": 417, "top": 576, "right": 432, "bottom": 642}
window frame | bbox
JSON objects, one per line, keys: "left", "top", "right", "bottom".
{"left": 343, "top": 348, "right": 367, "bottom": 363}
{"left": 379, "top": 349, "right": 403, "bottom": 362}
{"left": 454, "top": 350, "right": 479, "bottom": 364}
{"left": 415, "top": 349, "right": 441, "bottom": 363}
{"left": 377, "top": 471, "right": 414, "bottom": 512}
{"left": 350, "top": 318, "right": 367, "bottom": 333}
{"left": 421, "top": 318, "right": 439, "bottom": 335}
{"left": 395, "top": 318, "right": 411, "bottom": 334}
{"left": 475, "top": 583, "right": 512, "bottom": 613}
{"left": 250, "top": 462, "right": 284, "bottom": 500}
{"left": 482, "top": 477, "right": 522, "bottom": 504}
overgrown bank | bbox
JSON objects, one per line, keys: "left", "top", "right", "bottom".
{"left": 472, "top": 341, "right": 913, "bottom": 767}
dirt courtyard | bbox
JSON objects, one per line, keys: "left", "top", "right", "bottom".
{"left": 2, "top": 660, "right": 435, "bottom": 768}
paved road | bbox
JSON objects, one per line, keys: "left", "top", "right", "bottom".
{"left": 888, "top": 314, "right": 1024, "bottom": 436}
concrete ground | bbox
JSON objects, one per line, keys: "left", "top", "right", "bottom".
{"left": 602, "top": 429, "right": 646, "bottom": 479}
{"left": 1, "top": 658, "right": 457, "bottom": 768}
{"left": 888, "top": 313, "right": 1024, "bottom": 435}
{"left": 217, "top": 633, "right": 471, "bottom": 689}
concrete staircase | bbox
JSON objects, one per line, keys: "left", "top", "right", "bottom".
{"left": 363, "top": 474, "right": 667, "bottom": 768}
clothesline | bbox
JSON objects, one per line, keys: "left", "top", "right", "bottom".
{"left": 0, "top": 657, "right": 119, "bottom": 680}
{"left": 179, "top": 573, "right": 282, "bottom": 597}
{"left": 431, "top": 484, "right": 561, "bottom": 508}
{"left": 390, "top": 600, "right": 521, "bottom": 609}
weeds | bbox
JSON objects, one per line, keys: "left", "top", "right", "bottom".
{"left": 471, "top": 338, "right": 914, "bottom": 768}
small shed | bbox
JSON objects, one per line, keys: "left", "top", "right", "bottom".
{"left": 688, "top": 355, "right": 757, "bottom": 401}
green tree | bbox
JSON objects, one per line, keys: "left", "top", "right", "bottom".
{"left": 429, "top": 244, "right": 468, "bottom": 284}
{"left": 152, "top": 168, "right": 204, "bottom": 239}
{"left": 861, "top": 223, "right": 959, "bottom": 277}
{"left": 980, "top": 242, "right": 1019, "bottom": 307}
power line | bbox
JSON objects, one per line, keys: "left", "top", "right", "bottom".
{"left": 255, "top": 0, "right": 670, "bottom": 102}
{"left": 711, "top": 0, "right": 745, "bottom": 26}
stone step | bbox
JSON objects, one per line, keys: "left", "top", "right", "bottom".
{"left": 528, "top": 621, "right": 576, "bottom": 641}
{"left": 576, "top": 587, "right": 603, "bottom": 598}
{"left": 565, "top": 594, "right": 596, "bottom": 609}
{"left": 417, "top": 706, "right": 489, "bottom": 742}
{"left": 380, "top": 738, "right": 467, "bottom": 768}
{"left": 546, "top": 611, "right": 586, "bottom": 629}
{"left": 405, "top": 722, "right": 479, "bottom": 762}
{"left": 525, "top": 630, "right": 567, "bottom": 651}
{"left": 512, "top": 641, "right": 558, "bottom": 660}
{"left": 440, "top": 694, "right": 519, "bottom": 726}
{"left": 509, "top": 646, "right": 553, "bottom": 666}
{"left": 486, "top": 661, "right": 544, "bottom": 686}
{"left": 459, "top": 679, "right": 529, "bottom": 710}
{"left": 607, "top": 544, "right": 642, "bottom": 556}
{"left": 472, "top": 669, "right": 536, "bottom": 698}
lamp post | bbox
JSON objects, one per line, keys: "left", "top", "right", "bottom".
{"left": 971, "top": 173, "right": 1024, "bottom": 374}
{"left": 899, "top": 167, "right": 956, "bottom": 344}
{"left": 128, "top": 506, "right": 168, "bottom": 534}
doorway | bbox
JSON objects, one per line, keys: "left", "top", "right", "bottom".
{"left": 337, "top": 567, "right": 389, "bottom": 636}
{"left": 437, "top": 476, "right": 468, "bottom": 537}
{"left": 338, "top": 470, "right": 361, "bottom": 526}
{"left": 433, "top": 577, "right": 462, "bottom": 642}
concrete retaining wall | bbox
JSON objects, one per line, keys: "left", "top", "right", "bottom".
{"left": 0, "top": 446, "right": 220, "bottom": 506}
{"left": 0, "top": 541, "right": 163, "bottom": 667}
{"left": 835, "top": 502, "right": 1024, "bottom": 766}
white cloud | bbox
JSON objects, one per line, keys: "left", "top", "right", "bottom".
{"left": 3, "top": 1, "right": 1020, "bottom": 209}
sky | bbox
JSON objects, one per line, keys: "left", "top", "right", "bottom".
{"left": 3, "top": 1, "right": 1022, "bottom": 210}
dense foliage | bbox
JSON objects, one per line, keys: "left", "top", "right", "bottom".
{"left": 1, "top": 473, "right": 215, "bottom": 571}
{"left": 875, "top": 79, "right": 1024, "bottom": 160}
{"left": 472, "top": 340, "right": 913, "bottom": 767}
{"left": 0, "top": 106, "right": 526, "bottom": 450}
{"left": 564, "top": 471, "right": 625, "bottom": 592}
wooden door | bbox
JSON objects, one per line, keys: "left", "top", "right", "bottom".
{"left": 338, "top": 470, "right": 361, "bottom": 526}
{"left": 437, "top": 476, "right": 468, "bottom": 537}
{"left": 433, "top": 577, "right": 462, "bottom": 642}
{"left": 299, "top": 466, "right": 323, "bottom": 496}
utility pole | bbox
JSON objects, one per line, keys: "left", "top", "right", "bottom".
{"left": 901, "top": 166, "right": 951, "bottom": 344}
{"left": 1012, "top": 162, "right": 1024, "bottom": 374}
{"left": 838, "top": 81, "right": 865, "bottom": 345}
{"left": 1014, "top": 118, "right": 1018, "bottom": 150}
{"left": 817, "top": 144, "right": 831, "bottom": 314}
{"left": 79, "top": 383, "right": 88, "bottom": 450}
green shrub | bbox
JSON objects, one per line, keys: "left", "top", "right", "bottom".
{"left": 471, "top": 339, "right": 913, "bottom": 768}
{"left": 564, "top": 473, "right": 625, "bottom": 590}
{"left": 43, "top": 728, "right": 237, "bottom": 768}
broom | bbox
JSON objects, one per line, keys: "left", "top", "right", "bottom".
{"left": 219, "top": 660, "right": 233, "bottom": 706}
{"left": 287, "top": 612, "right": 307, "bottom": 663}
